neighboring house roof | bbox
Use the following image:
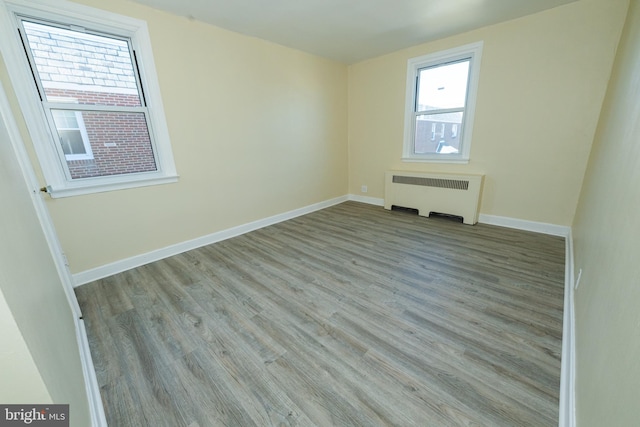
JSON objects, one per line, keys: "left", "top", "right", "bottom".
{"left": 23, "top": 21, "right": 138, "bottom": 95}
{"left": 416, "top": 110, "right": 462, "bottom": 123}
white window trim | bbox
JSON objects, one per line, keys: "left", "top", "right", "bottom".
{"left": 0, "top": 0, "right": 178, "bottom": 198}
{"left": 402, "top": 41, "right": 483, "bottom": 164}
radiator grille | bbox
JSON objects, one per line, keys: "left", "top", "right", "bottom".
{"left": 392, "top": 175, "right": 469, "bottom": 190}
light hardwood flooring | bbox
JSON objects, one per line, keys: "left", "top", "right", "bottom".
{"left": 75, "top": 201, "right": 565, "bottom": 426}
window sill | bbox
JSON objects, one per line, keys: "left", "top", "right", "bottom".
{"left": 401, "top": 156, "right": 470, "bottom": 164}
{"left": 45, "top": 174, "right": 179, "bottom": 198}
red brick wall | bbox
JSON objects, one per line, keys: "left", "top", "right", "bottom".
{"left": 44, "top": 88, "right": 156, "bottom": 179}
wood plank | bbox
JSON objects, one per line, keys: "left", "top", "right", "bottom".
{"left": 76, "top": 201, "right": 565, "bottom": 426}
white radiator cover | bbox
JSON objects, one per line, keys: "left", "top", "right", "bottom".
{"left": 384, "top": 171, "right": 484, "bottom": 225}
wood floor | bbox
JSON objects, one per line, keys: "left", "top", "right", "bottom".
{"left": 75, "top": 201, "right": 566, "bottom": 427}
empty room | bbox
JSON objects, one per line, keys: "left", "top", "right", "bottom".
{"left": 1, "top": 0, "right": 639, "bottom": 426}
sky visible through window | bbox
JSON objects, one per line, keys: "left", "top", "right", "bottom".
{"left": 417, "top": 60, "right": 469, "bottom": 112}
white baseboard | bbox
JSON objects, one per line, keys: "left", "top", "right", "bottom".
{"left": 348, "top": 194, "right": 384, "bottom": 206}
{"left": 559, "top": 228, "right": 576, "bottom": 427}
{"left": 478, "top": 213, "right": 571, "bottom": 237}
{"left": 73, "top": 195, "right": 348, "bottom": 287}
{"left": 75, "top": 317, "right": 107, "bottom": 427}
{"left": 350, "top": 196, "right": 571, "bottom": 238}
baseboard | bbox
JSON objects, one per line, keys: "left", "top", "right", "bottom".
{"left": 559, "top": 228, "right": 576, "bottom": 427}
{"left": 348, "top": 194, "right": 384, "bottom": 206}
{"left": 75, "top": 317, "right": 107, "bottom": 427}
{"left": 73, "top": 195, "right": 348, "bottom": 287}
{"left": 350, "top": 197, "right": 571, "bottom": 238}
{"left": 478, "top": 214, "right": 571, "bottom": 237}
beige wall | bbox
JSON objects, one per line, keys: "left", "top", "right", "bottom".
{"left": 572, "top": 0, "right": 639, "bottom": 424}
{"left": 2, "top": 0, "right": 627, "bottom": 274}
{"left": 2, "top": 0, "right": 639, "bottom": 423}
{"left": 0, "top": 0, "right": 348, "bottom": 274}
{"left": 0, "top": 289, "right": 51, "bottom": 403}
{"left": 348, "top": 0, "right": 628, "bottom": 226}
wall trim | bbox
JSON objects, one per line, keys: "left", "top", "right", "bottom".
{"left": 73, "top": 195, "right": 349, "bottom": 287}
{"left": 75, "top": 318, "right": 106, "bottom": 426}
{"left": 478, "top": 213, "right": 571, "bottom": 237}
{"left": 348, "top": 194, "right": 384, "bottom": 206}
{"left": 559, "top": 228, "right": 576, "bottom": 427}
{"left": 349, "top": 195, "right": 571, "bottom": 237}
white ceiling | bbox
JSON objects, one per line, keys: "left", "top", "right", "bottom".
{"left": 130, "top": 0, "right": 578, "bottom": 64}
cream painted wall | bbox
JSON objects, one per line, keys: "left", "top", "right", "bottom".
{"left": 0, "top": 0, "right": 348, "bottom": 274}
{"left": 0, "top": 79, "right": 90, "bottom": 424}
{"left": 0, "top": 288, "right": 51, "bottom": 403}
{"left": 572, "top": 0, "right": 639, "bottom": 424}
{"left": 348, "top": 0, "right": 628, "bottom": 226}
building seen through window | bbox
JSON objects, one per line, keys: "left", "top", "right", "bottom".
{"left": 21, "top": 20, "right": 157, "bottom": 179}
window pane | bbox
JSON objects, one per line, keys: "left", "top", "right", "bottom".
{"left": 52, "top": 110, "right": 79, "bottom": 129}
{"left": 62, "top": 111, "right": 157, "bottom": 179}
{"left": 416, "top": 60, "right": 469, "bottom": 112}
{"left": 58, "top": 130, "right": 86, "bottom": 155}
{"left": 414, "top": 112, "right": 463, "bottom": 154}
{"left": 22, "top": 21, "right": 142, "bottom": 107}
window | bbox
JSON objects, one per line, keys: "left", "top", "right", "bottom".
{"left": 403, "top": 42, "right": 483, "bottom": 163}
{"left": 51, "top": 109, "right": 93, "bottom": 161}
{"left": 0, "top": 0, "right": 177, "bottom": 197}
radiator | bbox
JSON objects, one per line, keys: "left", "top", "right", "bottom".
{"left": 384, "top": 171, "right": 484, "bottom": 225}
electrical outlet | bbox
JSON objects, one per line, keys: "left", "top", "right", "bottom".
{"left": 361, "top": 185, "right": 368, "bottom": 193}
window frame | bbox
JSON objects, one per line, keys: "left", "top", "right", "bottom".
{"left": 0, "top": 0, "right": 178, "bottom": 197}
{"left": 402, "top": 41, "right": 483, "bottom": 163}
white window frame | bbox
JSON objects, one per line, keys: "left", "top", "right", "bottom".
{"left": 0, "top": 0, "right": 178, "bottom": 197}
{"left": 402, "top": 41, "right": 483, "bottom": 163}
